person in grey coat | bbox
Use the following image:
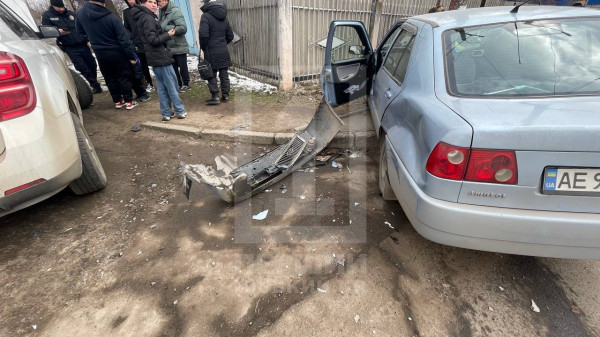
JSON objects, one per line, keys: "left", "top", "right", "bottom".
{"left": 199, "top": 0, "right": 233, "bottom": 105}
{"left": 158, "top": 0, "right": 190, "bottom": 92}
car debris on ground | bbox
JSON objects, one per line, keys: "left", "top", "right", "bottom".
{"left": 182, "top": 99, "right": 343, "bottom": 203}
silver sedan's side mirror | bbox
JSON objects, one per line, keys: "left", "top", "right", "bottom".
{"left": 348, "top": 45, "right": 365, "bottom": 56}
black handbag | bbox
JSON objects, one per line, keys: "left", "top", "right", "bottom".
{"left": 198, "top": 57, "right": 214, "bottom": 80}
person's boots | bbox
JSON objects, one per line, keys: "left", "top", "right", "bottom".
{"left": 205, "top": 93, "right": 220, "bottom": 105}
{"left": 221, "top": 94, "right": 229, "bottom": 103}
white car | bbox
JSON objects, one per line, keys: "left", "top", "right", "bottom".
{"left": 0, "top": 0, "right": 106, "bottom": 217}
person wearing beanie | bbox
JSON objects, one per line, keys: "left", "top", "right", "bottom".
{"left": 42, "top": 0, "right": 102, "bottom": 93}
{"left": 76, "top": 0, "right": 140, "bottom": 110}
{"left": 199, "top": 0, "right": 233, "bottom": 105}
{"left": 158, "top": 0, "right": 190, "bottom": 92}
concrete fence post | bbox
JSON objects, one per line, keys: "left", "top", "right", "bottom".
{"left": 278, "top": 0, "right": 294, "bottom": 91}
{"left": 368, "top": 0, "right": 383, "bottom": 47}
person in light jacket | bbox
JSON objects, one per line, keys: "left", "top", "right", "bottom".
{"left": 199, "top": 0, "right": 233, "bottom": 105}
{"left": 158, "top": 0, "right": 190, "bottom": 92}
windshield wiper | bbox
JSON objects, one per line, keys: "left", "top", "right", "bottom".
{"left": 568, "top": 77, "right": 600, "bottom": 94}
{"left": 484, "top": 85, "right": 551, "bottom": 95}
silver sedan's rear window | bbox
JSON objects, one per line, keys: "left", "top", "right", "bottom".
{"left": 443, "top": 18, "right": 600, "bottom": 97}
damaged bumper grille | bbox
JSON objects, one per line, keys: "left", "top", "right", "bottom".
{"left": 182, "top": 99, "right": 344, "bottom": 203}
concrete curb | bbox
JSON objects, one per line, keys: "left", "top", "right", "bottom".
{"left": 141, "top": 122, "right": 376, "bottom": 149}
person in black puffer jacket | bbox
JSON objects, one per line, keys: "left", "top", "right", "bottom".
{"left": 132, "top": 0, "right": 187, "bottom": 121}
{"left": 123, "top": 0, "right": 154, "bottom": 91}
{"left": 42, "top": 0, "right": 102, "bottom": 93}
{"left": 76, "top": 0, "right": 139, "bottom": 109}
{"left": 199, "top": 0, "right": 234, "bottom": 105}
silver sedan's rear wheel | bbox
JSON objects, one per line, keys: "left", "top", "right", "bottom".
{"left": 69, "top": 114, "right": 107, "bottom": 195}
{"left": 379, "top": 134, "right": 397, "bottom": 201}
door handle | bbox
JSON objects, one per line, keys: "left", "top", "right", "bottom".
{"left": 384, "top": 89, "right": 393, "bottom": 99}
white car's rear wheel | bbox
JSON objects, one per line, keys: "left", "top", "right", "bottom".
{"left": 69, "top": 69, "right": 93, "bottom": 110}
{"left": 69, "top": 114, "right": 107, "bottom": 195}
{"left": 379, "top": 134, "right": 397, "bottom": 201}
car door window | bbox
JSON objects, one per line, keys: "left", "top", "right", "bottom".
{"left": 379, "top": 26, "right": 402, "bottom": 61}
{"left": 382, "top": 30, "right": 415, "bottom": 84}
{"left": 392, "top": 36, "right": 415, "bottom": 85}
{"left": 0, "top": 4, "right": 37, "bottom": 40}
{"left": 331, "top": 26, "right": 368, "bottom": 63}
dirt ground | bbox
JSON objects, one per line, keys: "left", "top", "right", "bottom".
{"left": 1, "top": 91, "right": 600, "bottom": 337}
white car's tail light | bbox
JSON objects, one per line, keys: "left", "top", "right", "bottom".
{"left": 427, "top": 142, "right": 518, "bottom": 185}
{"left": 0, "top": 52, "right": 36, "bottom": 122}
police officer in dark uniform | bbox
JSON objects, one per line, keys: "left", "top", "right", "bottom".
{"left": 42, "top": 0, "right": 102, "bottom": 93}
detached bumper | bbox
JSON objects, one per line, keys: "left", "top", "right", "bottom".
{"left": 386, "top": 140, "right": 600, "bottom": 260}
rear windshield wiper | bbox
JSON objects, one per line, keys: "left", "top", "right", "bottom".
{"left": 484, "top": 85, "right": 550, "bottom": 95}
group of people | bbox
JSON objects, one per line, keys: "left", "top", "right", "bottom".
{"left": 42, "top": 0, "right": 234, "bottom": 121}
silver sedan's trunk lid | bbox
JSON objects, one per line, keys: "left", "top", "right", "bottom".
{"left": 440, "top": 96, "right": 600, "bottom": 213}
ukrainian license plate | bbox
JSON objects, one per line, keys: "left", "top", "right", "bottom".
{"left": 543, "top": 168, "right": 600, "bottom": 196}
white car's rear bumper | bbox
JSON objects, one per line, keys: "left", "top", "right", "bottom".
{"left": 0, "top": 108, "right": 81, "bottom": 216}
{"left": 386, "top": 140, "right": 600, "bottom": 260}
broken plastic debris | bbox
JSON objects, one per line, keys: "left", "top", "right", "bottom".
{"left": 173, "top": 300, "right": 178, "bottom": 305}
{"left": 300, "top": 195, "right": 306, "bottom": 200}
{"left": 211, "top": 261, "right": 216, "bottom": 267}
{"left": 32, "top": 325, "right": 37, "bottom": 330}
{"left": 385, "top": 221, "right": 394, "bottom": 229}
{"left": 137, "top": 250, "right": 142, "bottom": 255}
{"left": 183, "top": 100, "right": 343, "bottom": 203}
{"left": 408, "top": 317, "right": 413, "bottom": 321}
{"left": 317, "top": 288, "right": 327, "bottom": 293}
{"left": 151, "top": 282, "right": 156, "bottom": 286}
{"left": 349, "top": 152, "right": 360, "bottom": 158}
{"left": 354, "top": 314, "right": 360, "bottom": 324}
{"left": 531, "top": 300, "right": 540, "bottom": 312}
{"left": 354, "top": 202, "right": 359, "bottom": 207}
{"left": 252, "top": 210, "right": 269, "bottom": 220}
{"left": 498, "top": 286, "right": 504, "bottom": 291}
{"left": 489, "top": 306, "right": 494, "bottom": 312}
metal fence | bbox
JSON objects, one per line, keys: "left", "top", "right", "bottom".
{"left": 224, "top": 0, "right": 513, "bottom": 87}
{"left": 224, "top": 0, "right": 280, "bottom": 84}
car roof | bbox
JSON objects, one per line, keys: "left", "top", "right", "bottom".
{"left": 412, "top": 5, "right": 600, "bottom": 30}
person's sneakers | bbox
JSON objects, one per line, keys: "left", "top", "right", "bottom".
{"left": 205, "top": 94, "right": 220, "bottom": 105}
{"left": 162, "top": 112, "right": 175, "bottom": 121}
{"left": 179, "top": 85, "right": 191, "bottom": 92}
{"left": 146, "top": 84, "right": 155, "bottom": 93}
{"left": 92, "top": 86, "right": 103, "bottom": 94}
{"left": 221, "top": 94, "right": 229, "bottom": 103}
{"left": 125, "top": 101, "right": 138, "bottom": 110}
{"left": 137, "top": 94, "right": 151, "bottom": 102}
{"left": 115, "top": 99, "right": 125, "bottom": 109}
{"left": 177, "top": 112, "right": 187, "bottom": 119}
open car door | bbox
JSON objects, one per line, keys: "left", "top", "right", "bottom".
{"left": 321, "top": 21, "right": 373, "bottom": 107}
